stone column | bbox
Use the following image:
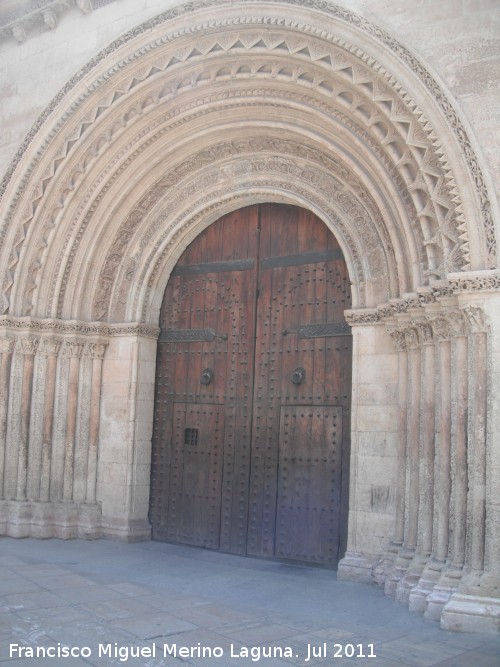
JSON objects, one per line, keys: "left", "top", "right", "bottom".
{"left": 404, "top": 320, "right": 435, "bottom": 607}
{"left": 38, "top": 338, "right": 62, "bottom": 502}
{"left": 377, "top": 325, "right": 408, "bottom": 595}
{"left": 405, "top": 326, "right": 421, "bottom": 547}
{"left": 441, "top": 304, "right": 500, "bottom": 633}
{"left": 73, "top": 349, "right": 92, "bottom": 504}
{"left": 418, "top": 320, "right": 435, "bottom": 555}
{"left": 0, "top": 338, "right": 15, "bottom": 501}
{"left": 62, "top": 339, "right": 84, "bottom": 502}
{"left": 481, "top": 302, "right": 500, "bottom": 617}
{"left": 426, "top": 313, "right": 469, "bottom": 620}
{"left": 98, "top": 332, "right": 158, "bottom": 542}
{"left": 451, "top": 334, "right": 469, "bottom": 566}
{"left": 465, "top": 308, "right": 487, "bottom": 575}
{"left": 16, "top": 337, "right": 39, "bottom": 500}
{"left": 410, "top": 311, "right": 460, "bottom": 614}
{"left": 393, "top": 323, "right": 421, "bottom": 602}
{"left": 86, "top": 342, "right": 107, "bottom": 504}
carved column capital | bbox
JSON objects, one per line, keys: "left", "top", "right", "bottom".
{"left": 461, "top": 305, "right": 487, "bottom": 333}
{"left": 18, "top": 337, "right": 40, "bottom": 356}
{"left": 427, "top": 315, "right": 453, "bottom": 342}
{"left": 38, "top": 337, "right": 62, "bottom": 357}
{"left": 446, "top": 310, "right": 469, "bottom": 337}
{"left": 402, "top": 324, "right": 420, "bottom": 350}
{"left": 387, "top": 324, "right": 407, "bottom": 351}
{"left": 62, "top": 339, "right": 85, "bottom": 358}
{"left": 88, "top": 342, "right": 108, "bottom": 360}
{"left": 0, "top": 337, "right": 15, "bottom": 354}
{"left": 11, "top": 23, "right": 27, "bottom": 43}
{"left": 415, "top": 320, "right": 434, "bottom": 346}
{"left": 42, "top": 10, "right": 58, "bottom": 30}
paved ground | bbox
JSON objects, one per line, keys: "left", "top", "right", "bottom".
{"left": 0, "top": 538, "right": 498, "bottom": 666}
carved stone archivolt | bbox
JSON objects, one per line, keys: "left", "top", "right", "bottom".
{"left": 0, "top": 2, "right": 497, "bottom": 631}
{"left": 0, "top": 0, "right": 496, "bottom": 328}
{"left": 98, "top": 142, "right": 405, "bottom": 322}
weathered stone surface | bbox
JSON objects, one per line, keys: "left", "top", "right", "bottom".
{"left": 0, "top": 0, "right": 498, "bottom": 635}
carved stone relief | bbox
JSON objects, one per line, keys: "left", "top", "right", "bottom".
{"left": 94, "top": 143, "right": 400, "bottom": 321}
{"left": 0, "top": 316, "right": 159, "bottom": 339}
{"left": 48, "top": 97, "right": 415, "bottom": 319}
{"left": 0, "top": 1, "right": 495, "bottom": 325}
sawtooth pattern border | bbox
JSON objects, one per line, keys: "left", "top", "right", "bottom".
{"left": 47, "top": 93, "right": 420, "bottom": 321}
{"left": 0, "top": 0, "right": 496, "bottom": 325}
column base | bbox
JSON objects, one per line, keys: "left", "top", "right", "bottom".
{"left": 441, "top": 592, "right": 500, "bottom": 634}
{"left": 396, "top": 552, "right": 429, "bottom": 605}
{"left": 409, "top": 557, "right": 446, "bottom": 614}
{"left": 424, "top": 563, "right": 464, "bottom": 621}
{"left": 101, "top": 516, "right": 151, "bottom": 542}
{"left": 4, "top": 500, "right": 32, "bottom": 537}
{"left": 337, "top": 551, "right": 378, "bottom": 583}
{"left": 373, "top": 541, "right": 401, "bottom": 588}
{"left": 78, "top": 503, "right": 103, "bottom": 539}
{"left": 0, "top": 500, "right": 102, "bottom": 539}
{"left": 384, "top": 547, "right": 414, "bottom": 598}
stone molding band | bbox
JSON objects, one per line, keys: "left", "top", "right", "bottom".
{"left": 345, "top": 270, "right": 500, "bottom": 326}
{"left": 0, "top": 317, "right": 160, "bottom": 339}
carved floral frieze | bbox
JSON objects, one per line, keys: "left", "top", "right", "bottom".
{"left": 0, "top": 316, "right": 159, "bottom": 339}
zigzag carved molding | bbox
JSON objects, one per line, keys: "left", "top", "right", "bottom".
{"left": 0, "top": 1, "right": 495, "bottom": 319}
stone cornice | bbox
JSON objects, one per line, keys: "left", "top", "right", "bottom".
{"left": 0, "top": 0, "right": 116, "bottom": 43}
{"left": 0, "top": 316, "right": 159, "bottom": 339}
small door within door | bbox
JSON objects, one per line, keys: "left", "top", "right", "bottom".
{"left": 149, "top": 204, "right": 352, "bottom": 566}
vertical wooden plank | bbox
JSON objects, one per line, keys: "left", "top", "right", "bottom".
{"left": 275, "top": 406, "right": 343, "bottom": 565}
{"left": 151, "top": 203, "right": 352, "bottom": 565}
{"left": 167, "top": 403, "right": 224, "bottom": 548}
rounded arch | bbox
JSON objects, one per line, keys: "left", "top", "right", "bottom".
{"left": 0, "top": 0, "right": 496, "bottom": 325}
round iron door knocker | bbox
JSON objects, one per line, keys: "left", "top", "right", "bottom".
{"left": 291, "top": 367, "right": 306, "bottom": 385}
{"left": 201, "top": 368, "right": 214, "bottom": 385}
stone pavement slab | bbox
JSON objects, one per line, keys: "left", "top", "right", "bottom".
{"left": 0, "top": 537, "right": 498, "bottom": 666}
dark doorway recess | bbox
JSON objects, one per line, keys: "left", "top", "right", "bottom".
{"left": 149, "top": 204, "right": 352, "bottom": 567}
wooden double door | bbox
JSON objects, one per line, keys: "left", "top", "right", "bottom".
{"left": 150, "top": 204, "right": 352, "bottom": 566}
